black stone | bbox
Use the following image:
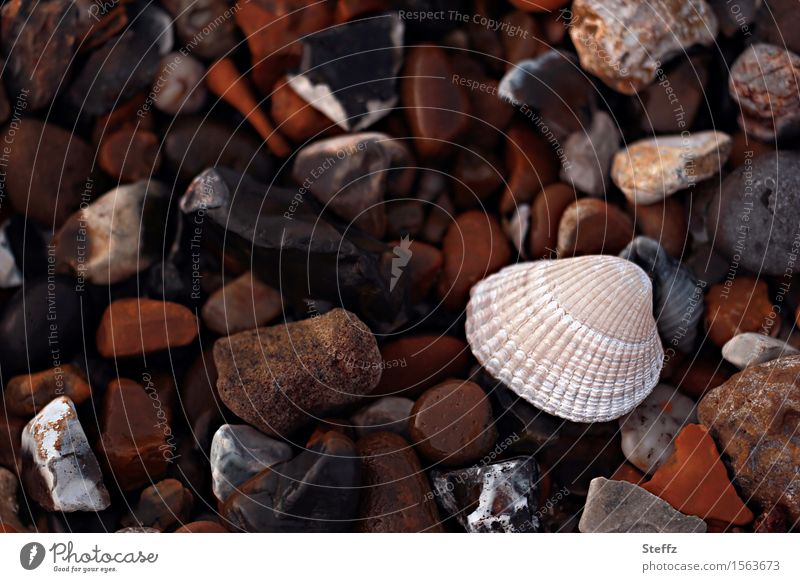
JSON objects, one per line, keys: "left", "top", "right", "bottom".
{"left": 710, "top": 151, "right": 800, "bottom": 276}
{"left": 222, "top": 432, "right": 360, "bottom": 532}
{"left": 432, "top": 456, "right": 540, "bottom": 533}
{"left": 288, "top": 14, "right": 404, "bottom": 132}
{"left": 179, "top": 167, "right": 410, "bottom": 332}
{"left": 489, "top": 380, "right": 564, "bottom": 453}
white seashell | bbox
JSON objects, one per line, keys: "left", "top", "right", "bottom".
{"left": 466, "top": 255, "right": 664, "bottom": 423}
{"left": 722, "top": 332, "right": 800, "bottom": 369}
{"left": 618, "top": 384, "right": 696, "bottom": 474}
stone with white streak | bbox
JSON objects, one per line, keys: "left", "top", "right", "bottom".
{"left": 21, "top": 397, "right": 110, "bottom": 512}
{"left": 618, "top": 384, "right": 696, "bottom": 474}
{"left": 210, "top": 424, "right": 293, "bottom": 502}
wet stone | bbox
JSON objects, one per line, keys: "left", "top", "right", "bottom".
{"left": 1, "top": 120, "right": 93, "bottom": 226}
{"left": 722, "top": 332, "right": 800, "bottom": 369}
{"left": 0, "top": 467, "right": 25, "bottom": 532}
{"left": 402, "top": 45, "right": 470, "bottom": 159}
{"left": 153, "top": 52, "right": 207, "bottom": 115}
{"left": 372, "top": 335, "right": 470, "bottom": 397}
{"left": 569, "top": 0, "right": 718, "bottom": 94}
{"left": 698, "top": 356, "right": 800, "bottom": 524}
{"left": 288, "top": 15, "right": 403, "bottom": 132}
{"left": 214, "top": 308, "right": 381, "bottom": 437}
{"left": 123, "top": 479, "right": 194, "bottom": 531}
{"left": 611, "top": 131, "right": 731, "bottom": 205}
{"left": 21, "top": 397, "right": 111, "bottom": 512}
{"left": 350, "top": 397, "right": 415, "bottom": 440}
{"left": 409, "top": 379, "right": 498, "bottom": 467}
{"left": 432, "top": 456, "right": 540, "bottom": 533}
{"left": 711, "top": 151, "right": 800, "bottom": 276}
{"left": 210, "top": 424, "right": 293, "bottom": 502}
{"left": 4, "top": 365, "right": 91, "bottom": 417}
{"left": 557, "top": 198, "right": 634, "bottom": 256}
{"left": 292, "top": 133, "right": 415, "bottom": 238}
{"left": 579, "top": 477, "right": 707, "bottom": 533}
{"left": 98, "top": 379, "right": 170, "bottom": 491}
{"left": 223, "top": 431, "right": 361, "bottom": 532}
{"left": 356, "top": 432, "right": 442, "bottom": 532}
{"left": 438, "top": 211, "right": 511, "bottom": 311}
{"left": 498, "top": 49, "right": 596, "bottom": 138}
{"left": 53, "top": 180, "right": 170, "bottom": 285}
{"left": 560, "top": 111, "right": 619, "bottom": 197}
{"left": 704, "top": 277, "right": 776, "bottom": 348}
{"left": 729, "top": 44, "right": 800, "bottom": 141}
{"left": 618, "top": 384, "right": 697, "bottom": 474}
{"left": 202, "top": 272, "right": 282, "bottom": 335}
{"left": 0, "top": 277, "right": 85, "bottom": 376}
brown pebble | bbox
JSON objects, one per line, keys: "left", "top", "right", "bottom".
{"left": 631, "top": 197, "right": 688, "bottom": 258}
{"left": 402, "top": 45, "right": 470, "bottom": 159}
{"left": 704, "top": 277, "right": 777, "bottom": 348}
{"left": 501, "top": 124, "right": 560, "bottom": 215}
{"left": 4, "top": 365, "right": 91, "bottom": 417}
{"left": 556, "top": 198, "right": 634, "bottom": 256}
{"left": 98, "top": 379, "right": 169, "bottom": 491}
{"left": 670, "top": 351, "right": 733, "bottom": 400}
{"left": 388, "top": 239, "right": 442, "bottom": 303}
{"left": 335, "top": 0, "right": 386, "bottom": 22}
{"left": 409, "top": 379, "right": 498, "bottom": 467}
{"left": 202, "top": 272, "right": 282, "bottom": 335}
{"left": 96, "top": 298, "right": 198, "bottom": 358}
{"left": 99, "top": 128, "right": 162, "bottom": 182}
{"left": 438, "top": 211, "right": 511, "bottom": 311}
{"left": 373, "top": 335, "right": 470, "bottom": 397}
{"left": 356, "top": 432, "right": 443, "bottom": 532}
{"left": 528, "top": 183, "right": 576, "bottom": 259}
{"left": 452, "top": 149, "right": 504, "bottom": 208}
{"left": 175, "top": 521, "right": 228, "bottom": 533}
{"left": 123, "top": 479, "right": 194, "bottom": 531}
{"left": 0, "top": 414, "right": 25, "bottom": 472}
{"left": 729, "top": 128, "right": 773, "bottom": 168}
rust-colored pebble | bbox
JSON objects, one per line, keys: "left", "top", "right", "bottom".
{"left": 556, "top": 198, "right": 634, "bottom": 256}
{"left": 704, "top": 277, "right": 777, "bottom": 348}
{"left": 529, "top": 183, "right": 576, "bottom": 259}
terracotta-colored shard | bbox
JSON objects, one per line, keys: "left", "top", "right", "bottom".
{"left": 643, "top": 424, "right": 753, "bottom": 525}
{"left": 96, "top": 298, "right": 198, "bottom": 358}
{"left": 206, "top": 58, "right": 291, "bottom": 157}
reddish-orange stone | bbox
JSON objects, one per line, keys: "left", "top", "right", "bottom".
{"left": 557, "top": 198, "right": 635, "bottom": 256}
{"left": 96, "top": 298, "right": 198, "bottom": 358}
{"left": 4, "top": 364, "right": 91, "bottom": 416}
{"left": 508, "top": 0, "right": 570, "bottom": 11}
{"left": 704, "top": 277, "right": 777, "bottom": 347}
{"left": 643, "top": 424, "right": 753, "bottom": 525}
{"left": 611, "top": 463, "right": 646, "bottom": 485}
{"left": 501, "top": 124, "right": 560, "bottom": 214}
{"left": 631, "top": 197, "right": 688, "bottom": 258}
{"left": 528, "top": 183, "right": 576, "bottom": 259}
{"left": 175, "top": 521, "right": 228, "bottom": 533}
{"left": 438, "top": 211, "right": 511, "bottom": 311}
{"left": 373, "top": 335, "right": 470, "bottom": 397}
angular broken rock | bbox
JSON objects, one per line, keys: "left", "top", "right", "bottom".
{"left": 288, "top": 15, "right": 404, "bottom": 132}
{"left": 53, "top": 180, "right": 170, "bottom": 284}
{"left": 579, "top": 477, "right": 707, "bottom": 532}
{"left": 432, "top": 456, "right": 540, "bottom": 533}
{"left": 210, "top": 424, "right": 293, "bottom": 502}
{"left": 560, "top": 111, "right": 620, "bottom": 196}
{"left": 698, "top": 356, "right": 800, "bottom": 524}
{"left": 611, "top": 131, "right": 732, "bottom": 204}
{"left": 292, "top": 133, "right": 415, "bottom": 238}
{"left": 722, "top": 333, "right": 799, "bottom": 369}
{"left": 570, "top": 0, "right": 718, "bottom": 94}
{"left": 21, "top": 397, "right": 110, "bottom": 512}
{"left": 214, "top": 308, "right": 382, "bottom": 437}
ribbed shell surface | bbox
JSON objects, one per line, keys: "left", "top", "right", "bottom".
{"left": 466, "top": 256, "right": 664, "bottom": 422}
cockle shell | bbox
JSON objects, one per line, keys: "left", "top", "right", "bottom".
{"left": 466, "top": 255, "right": 663, "bottom": 423}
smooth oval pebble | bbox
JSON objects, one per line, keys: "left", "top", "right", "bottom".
{"left": 202, "top": 272, "right": 282, "bottom": 335}
{"left": 356, "top": 432, "right": 443, "bottom": 532}
{"left": 611, "top": 131, "right": 731, "bottom": 204}
{"left": 153, "top": 52, "right": 207, "bottom": 115}
{"left": 4, "top": 365, "right": 91, "bottom": 417}
{"left": 409, "top": 379, "right": 498, "bottom": 467}
{"left": 722, "top": 332, "right": 799, "bottom": 369}
{"left": 631, "top": 197, "right": 688, "bottom": 258}
{"left": 529, "top": 183, "right": 576, "bottom": 259}
{"left": 557, "top": 198, "right": 634, "bottom": 256}
{"left": 704, "top": 277, "right": 776, "bottom": 347}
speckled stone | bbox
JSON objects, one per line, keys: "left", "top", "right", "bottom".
{"left": 698, "top": 356, "right": 800, "bottom": 524}
{"left": 569, "top": 0, "right": 718, "bottom": 94}
{"left": 579, "top": 477, "right": 707, "bottom": 532}
{"left": 214, "top": 308, "right": 381, "bottom": 437}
